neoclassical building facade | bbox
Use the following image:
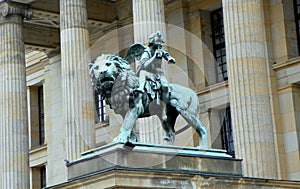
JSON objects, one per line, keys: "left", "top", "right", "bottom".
{"left": 0, "top": 0, "right": 300, "bottom": 188}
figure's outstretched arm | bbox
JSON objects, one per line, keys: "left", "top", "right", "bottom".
{"left": 163, "top": 50, "right": 175, "bottom": 64}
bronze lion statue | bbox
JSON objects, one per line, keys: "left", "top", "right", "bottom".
{"left": 89, "top": 54, "right": 207, "bottom": 149}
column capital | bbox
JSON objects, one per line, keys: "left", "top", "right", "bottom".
{"left": 0, "top": 1, "right": 32, "bottom": 20}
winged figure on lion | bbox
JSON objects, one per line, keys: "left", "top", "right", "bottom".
{"left": 89, "top": 31, "right": 208, "bottom": 149}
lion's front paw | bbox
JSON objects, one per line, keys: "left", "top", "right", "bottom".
{"left": 163, "top": 135, "right": 174, "bottom": 145}
{"left": 113, "top": 135, "right": 128, "bottom": 143}
{"left": 198, "top": 139, "right": 208, "bottom": 150}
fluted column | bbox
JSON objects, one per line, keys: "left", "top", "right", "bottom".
{"left": 0, "top": 1, "right": 32, "bottom": 188}
{"left": 60, "top": 0, "right": 95, "bottom": 162}
{"left": 45, "top": 49, "right": 68, "bottom": 185}
{"left": 223, "top": 0, "right": 277, "bottom": 178}
{"left": 132, "top": 0, "right": 166, "bottom": 144}
{"left": 132, "top": 0, "right": 166, "bottom": 43}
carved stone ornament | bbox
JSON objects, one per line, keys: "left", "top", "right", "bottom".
{"left": 0, "top": 1, "right": 32, "bottom": 20}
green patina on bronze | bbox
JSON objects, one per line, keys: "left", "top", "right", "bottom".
{"left": 89, "top": 32, "right": 207, "bottom": 149}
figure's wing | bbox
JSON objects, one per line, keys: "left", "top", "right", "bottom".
{"left": 124, "top": 43, "right": 146, "bottom": 64}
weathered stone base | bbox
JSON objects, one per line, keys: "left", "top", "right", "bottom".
{"left": 48, "top": 168, "right": 300, "bottom": 189}
{"left": 68, "top": 142, "right": 242, "bottom": 179}
{"left": 46, "top": 143, "right": 300, "bottom": 188}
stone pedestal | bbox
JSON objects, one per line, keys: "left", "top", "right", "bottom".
{"left": 222, "top": 0, "right": 278, "bottom": 178}
{"left": 46, "top": 144, "right": 300, "bottom": 189}
{"left": 0, "top": 2, "right": 32, "bottom": 188}
{"left": 60, "top": 0, "right": 95, "bottom": 162}
{"left": 66, "top": 143, "right": 242, "bottom": 180}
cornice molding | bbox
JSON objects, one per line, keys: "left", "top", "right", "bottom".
{"left": 0, "top": 1, "right": 32, "bottom": 20}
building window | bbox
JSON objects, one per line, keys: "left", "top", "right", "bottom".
{"left": 38, "top": 86, "right": 45, "bottom": 145}
{"left": 221, "top": 107, "right": 235, "bottom": 157}
{"left": 95, "top": 92, "right": 106, "bottom": 123}
{"left": 294, "top": 0, "right": 300, "bottom": 54}
{"left": 211, "top": 8, "right": 227, "bottom": 81}
{"left": 40, "top": 165, "right": 46, "bottom": 188}
{"left": 29, "top": 85, "right": 45, "bottom": 149}
{"left": 31, "top": 165, "right": 46, "bottom": 189}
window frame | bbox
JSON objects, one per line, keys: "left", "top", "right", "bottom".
{"left": 94, "top": 91, "right": 106, "bottom": 123}
{"left": 211, "top": 8, "right": 228, "bottom": 82}
{"left": 40, "top": 165, "right": 46, "bottom": 188}
{"left": 38, "top": 85, "right": 45, "bottom": 146}
{"left": 294, "top": 0, "right": 300, "bottom": 54}
{"left": 221, "top": 107, "right": 235, "bottom": 157}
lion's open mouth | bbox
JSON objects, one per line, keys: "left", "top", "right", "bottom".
{"left": 100, "top": 77, "right": 115, "bottom": 83}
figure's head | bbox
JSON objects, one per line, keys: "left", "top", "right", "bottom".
{"left": 148, "top": 31, "right": 165, "bottom": 49}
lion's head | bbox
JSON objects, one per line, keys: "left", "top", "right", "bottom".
{"left": 89, "top": 54, "right": 131, "bottom": 96}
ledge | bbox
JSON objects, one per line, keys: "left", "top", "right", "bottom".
{"left": 273, "top": 56, "right": 300, "bottom": 70}
{"left": 196, "top": 80, "right": 228, "bottom": 95}
{"left": 9, "top": 0, "right": 36, "bottom": 4}
{"left": 46, "top": 165, "right": 300, "bottom": 189}
{"left": 29, "top": 144, "right": 47, "bottom": 167}
{"left": 95, "top": 121, "right": 109, "bottom": 129}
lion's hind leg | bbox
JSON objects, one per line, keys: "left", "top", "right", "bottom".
{"left": 158, "top": 104, "right": 178, "bottom": 145}
{"left": 169, "top": 99, "right": 208, "bottom": 149}
{"left": 183, "top": 113, "right": 208, "bottom": 149}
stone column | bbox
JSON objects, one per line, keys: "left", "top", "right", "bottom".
{"left": 132, "top": 0, "right": 166, "bottom": 144}
{"left": 0, "top": 1, "right": 32, "bottom": 188}
{"left": 222, "top": 0, "right": 277, "bottom": 178}
{"left": 45, "top": 49, "right": 67, "bottom": 185}
{"left": 132, "top": 0, "right": 166, "bottom": 43}
{"left": 60, "top": 0, "right": 95, "bottom": 162}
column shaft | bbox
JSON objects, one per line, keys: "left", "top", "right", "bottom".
{"left": 60, "top": 0, "right": 95, "bottom": 161}
{"left": 132, "top": 0, "right": 166, "bottom": 144}
{"left": 132, "top": 0, "right": 166, "bottom": 43}
{"left": 223, "top": 0, "right": 277, "bottom": 178}
{"left": 0, "top": 2, "right": 31, "bottom": 188}
{"left": 45, "top": 51, "right": 67, "bottom": 185}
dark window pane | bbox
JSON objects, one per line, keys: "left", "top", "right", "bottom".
{"left": 40, "top": 166, "right": 46, "bottom": 188}
{"left": 216, "top": 49, "right": 221, "bottom": 57}
{"left": 221, "top": 107, "right": 235, "bottom": 157}
{"left": 221, "top": 48, "right": 226, "bottom": 55}
{"left": 223, "top": 72, "right": 228, "bottom": 79}
{"left": 294, "top": 0, "right": 300, "bottom": 53}
{"left": 211, "top": 8, "right": 228, "bottom": 82}
{"left": 38, "top": 86, "right": 45, "bottom": 145}
{"left": 95, "top": 91, "right": 106, "bottom": 123}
